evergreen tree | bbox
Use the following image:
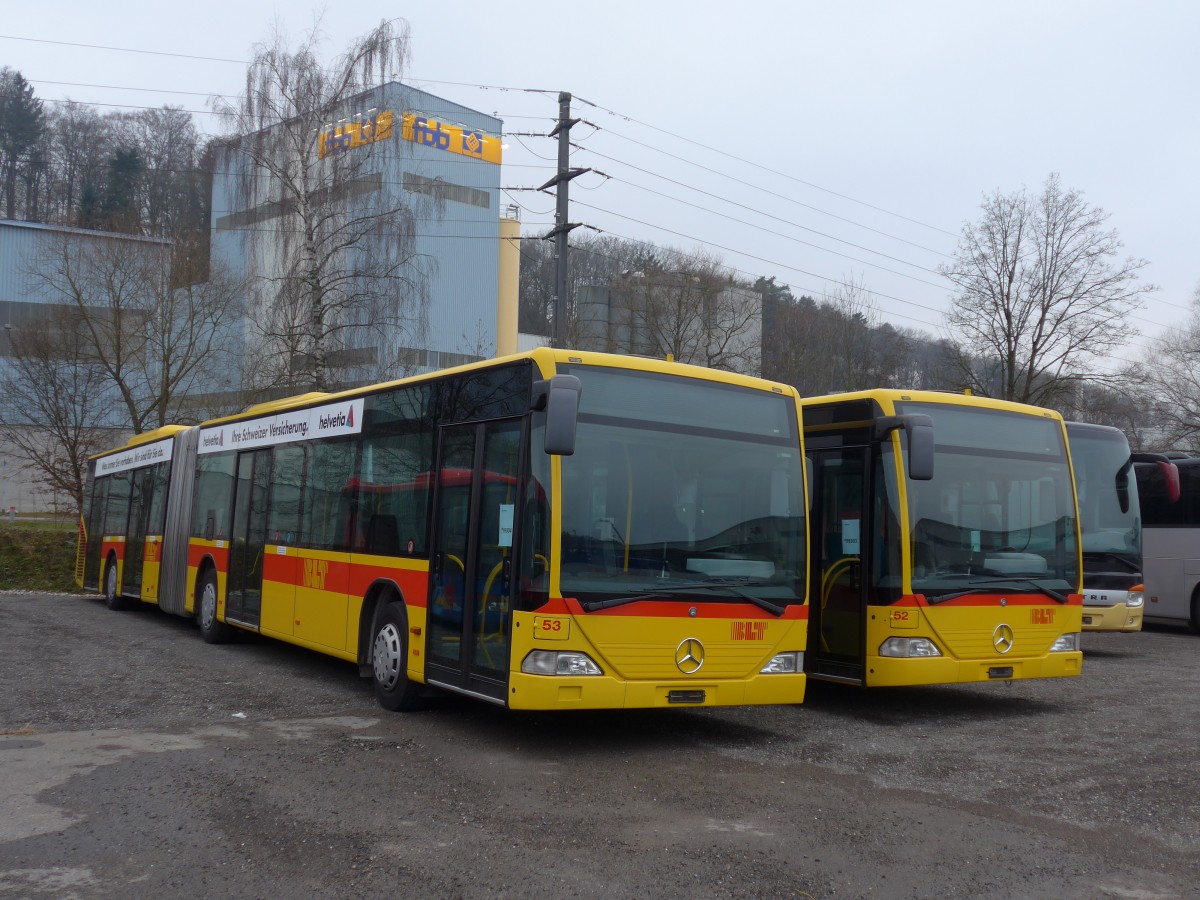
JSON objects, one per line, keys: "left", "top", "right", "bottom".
{"left": 100, "top": 148, "right": 144, "bottom": 232}
{"left": 76, "top": 181, "right": 101, "bottom": 229}
{"left": 0, "top": 67, "right": 46, "bottom": 219}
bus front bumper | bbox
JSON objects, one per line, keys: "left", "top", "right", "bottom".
{"left": 1082, "top": 603, "right": 1143, "bottom": 632}
{"left": 866, "top": 651, "right": 1083, "bottom": 686}
{"left": 505, "top": 671, "right": 807, "bottom": 710}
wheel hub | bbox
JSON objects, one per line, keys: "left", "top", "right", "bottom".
{"left": 200, "top": 583, "right": 216, "bottom": 629}
{"left": 373, "top": 622, "right": 403, "bottom": 690}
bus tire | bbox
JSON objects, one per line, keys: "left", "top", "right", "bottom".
{"left": 103, "top": 556, "right": 128, "bottom": 611}
{"left": 1189, "top": 588, "right": 1200, "bottom": 636}
{"left": 371, "top": 602, "right": 423, "bottom": 711}
{"left": 197, "top": 568, "right": 233, "bottom": 644}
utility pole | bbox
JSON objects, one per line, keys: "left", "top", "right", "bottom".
{"left": 540, "top": 92, "right": 584, "bottom": 347}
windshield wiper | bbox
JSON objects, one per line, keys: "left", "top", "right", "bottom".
{"left": 696, "top": 580, "right": 787, "bottom": 617}
{"left": 930, "top": 579, "right": 1068, "bottom": 604}
{"left": 578, "top": 586, "right": 683, "bottom": 612}
{"left": 578, "top": 580, "right": 787, "bottom": 616}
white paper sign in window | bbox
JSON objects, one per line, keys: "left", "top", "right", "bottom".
{"left": 498, "top": 504, "right": 515, "bottom": 548}
{"left": 841, "top": 518, "right": 860, "bottom": 555}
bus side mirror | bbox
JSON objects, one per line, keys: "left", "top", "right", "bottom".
{"left": 533, "top": 375, "right": 582, "bottom": 456}
{"left": 1132, "top": 453, "right": 1182, "bottom": 504}
{"left": 1162, "top": 461, "right": 1182, "bottom": 504}
{"left": 875, "top": 414, "right": 934, "bottom": 481}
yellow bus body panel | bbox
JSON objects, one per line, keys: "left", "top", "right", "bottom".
{"left": 864, "top": 602, "right": 1083, "bottom": 686}
{"left": 505, "top": 609, "right": 808, "bottom": 710}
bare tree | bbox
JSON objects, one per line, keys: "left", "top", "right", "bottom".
{"left": 26, "top": 232, "right": 244, "bottom": 433}
{"left": 47, "top": 102, "right": 114, "bottom": 226}
{"left": 0, "top": 308, "right": 121, "bottom": 514}
{"left": 607, "top": 249, "right": 761, "bottom": 374}
{"left": 762, "top": 274, "right": 944, "bottom": 395}
{"left": 940, "top": 173, "right": 1153, "bottom": 406}
{"left": 518, "top": 234, "right": 648, "bottom": 340}
{"left": 1135, "top": 288, "right": 1200, "bottom": 452}
{"left": 213, "top": 19, "right": 433, "bottom": 392}
{"left": 817, "top": 273, "right": 904, "bottom": 391}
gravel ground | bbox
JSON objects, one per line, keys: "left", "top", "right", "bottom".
{"left": 1, "top": 592, "right": 1197, "bottom": 899}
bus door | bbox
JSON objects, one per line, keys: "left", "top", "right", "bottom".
{"left": 427, "top": 418, "right": 523, "bottom": 701}
{"left": 810, "top": 446, "right": 869, "bottom": 682}
{"left": 226, "top": 448, "right": 271, "bottom": 629}
{"left": 123, "top": 467, "right": 154, "bottom": 598}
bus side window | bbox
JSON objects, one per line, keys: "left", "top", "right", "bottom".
{"left": 269, "top": 445, "right": 306, "bottom": 546}
{"left": 193, "top": 453, "right": 236, "bottom": 541}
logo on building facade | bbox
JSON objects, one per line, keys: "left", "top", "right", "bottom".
{"left": 401, "top": 113, "right": 502, "bottom": 165}
{"left": 317, "top": 111, "right": 395, "bottom": 159}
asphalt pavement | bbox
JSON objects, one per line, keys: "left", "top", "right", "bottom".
{"left": 1, "top": 592, "right": 1197, "bottom": 899}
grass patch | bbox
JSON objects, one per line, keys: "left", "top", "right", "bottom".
{"left": 0, "top": 521, "right": 82, "bottom": 592}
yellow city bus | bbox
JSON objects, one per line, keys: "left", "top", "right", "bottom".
{"left": 77, "top": 424, "right": 197, "bottom": 613}
{"left": 79, "top": 349, "right": 811, "bottom": 711}
{"left": 801, "top": 389, "right": 1083, "bottom": 687}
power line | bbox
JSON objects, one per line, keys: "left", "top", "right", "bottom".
{"left": 564, "top": 199, "right": 1182, "bottom": 353}
{"left": 6, "top": 55, "right": 1189, "bottom": 330}
{"left": 10, "top": 56, "right": 1183, "bottom": 339}
{"left": 577, "top": 126, "right": 956, "bottom": 259}
{"left": 569, "top": 198, "right": 950, "bottom": 319}
{"left": 578, "top": 147, "right": 949, "bottom": 279}
{"left": 0, "top": 33, "right": 247, "bottom": 64}
{"left": 573, "top": 92, "right": 961, "bottom": 239}
{"left": 601, "top": 171, "right": 950, "bottom": 290}
{"left": 29, "top": 79, "right": 231, "bottom": 99}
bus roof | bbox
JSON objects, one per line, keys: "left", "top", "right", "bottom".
{"left": 801, "top": 388, "right": 1066, "bottom": 422}
{"left": 90, "top": 424, "right": 191, "bottom": 460}
{"left": 196, "top": 348, "right": 800, "bottom": 429}
{"left": 1066, "top": 421, "right": 1129, "bottom": 440}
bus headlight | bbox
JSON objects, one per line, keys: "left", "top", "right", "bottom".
{"left": 761, "top": 651, "right": 804, "bottom": 674}
{"left": 1050, "top": 633, "right": 1080, "bottom": 652}
{"left": 1126, "top": 589, "right": 1144, "bottom": 609}
{"left": 879, "top": 637, "right": 942, "bottom": 658}
{"left": 521, "top": 650, "right": 602, "bottom": 676}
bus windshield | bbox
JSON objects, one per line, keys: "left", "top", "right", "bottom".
{"left": 1067, "top": 425, "right": 1141, "bottom": 585}
{"left": 894, "top": 402, "right": 1077, "bottom": 600}
{"left": 558, "top": 367, "right": 806, "bottom": 607}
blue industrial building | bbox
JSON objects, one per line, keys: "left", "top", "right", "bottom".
{"left": 1, "top": 83, "right": 514, "bottom": 511}
{"left": 210, "top": 81, "right": 506, "bottom": 386}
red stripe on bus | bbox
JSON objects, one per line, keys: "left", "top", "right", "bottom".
{"left": 188, "top": 542, "right": 229, "bottom": 568}
{"left": 559, "top": 597, "right": 809, "bottom": 620}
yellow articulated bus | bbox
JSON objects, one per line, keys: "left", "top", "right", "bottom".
{"left": 801, "top": 389, "right": 1083, "bottom": 687}
{"left": 77, "top": 424, "right": 198, "bottom": 613}
{"left": 79, "top": 349, "right": 811, "bottom": 711}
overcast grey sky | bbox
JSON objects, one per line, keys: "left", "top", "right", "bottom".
{"left": 3, "top": 0, "right": 1196, "bottom": 366}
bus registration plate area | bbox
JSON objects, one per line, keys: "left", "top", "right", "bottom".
{"left": 533, "top": 616, "right": 570, "bottom": 641}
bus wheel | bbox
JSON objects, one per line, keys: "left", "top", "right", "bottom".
{"left": 371, "top": 603, "right": 423, "bottom": 711}
{"left": 104, "top": 557, "right": 128, "bottom": 611}
{"left": 197, "top": 569, "right": 232, "bottom": 644}
{"left": 1189, "top": 589, "right": 1200, "bottom": 636}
